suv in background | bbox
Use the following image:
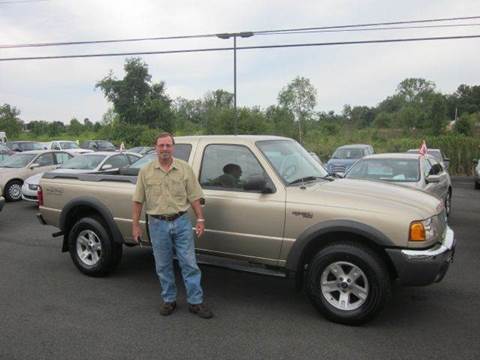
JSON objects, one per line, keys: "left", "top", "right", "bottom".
{"left": 326, "top": 144, "right": 374, "bottom": 175}
{"left": 6, "top": 141, "right": 44, "bottom": 152}
{"left": 80, "top": 140, "right": 117, "bottom": 152}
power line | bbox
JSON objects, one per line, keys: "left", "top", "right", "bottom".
{"left": 1, "top": 34, "right": 479, "bottom": 62}
{"left": 255, "top": 15, "right": 480, "bottom": 34}
{"left": 255, "top": 23, "right": 480, "bottom": 36}
{"left": 0, "top": 0, "right": 49, "bottom": 4}
{"left": 1, "top": 15, "right": 480, "bottom": 49}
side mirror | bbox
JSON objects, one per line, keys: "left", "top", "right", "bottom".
{"left": 30, "top": 163, "right": 40, "bottom": 169}
{"left": 426, "top": 174, "right": 441, "bottom": 184}
{"left": 429, "top": 163, "right": 443, "bottom": 175}
{"left": 101, "top": 164, "right": 113, "bottom": 170}
{"left": 243, "top": 175, "right": 273, "bottom": 193}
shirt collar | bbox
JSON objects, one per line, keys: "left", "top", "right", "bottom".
{"left": 154, "top": 157, "right": 179, "bottom": 172}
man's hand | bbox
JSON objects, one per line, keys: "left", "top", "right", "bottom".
{"left": 195, "top": 220, "right": 205, "bottom": 238}
{"left": 132, "top": 222, "right": 142, "bottom": 243}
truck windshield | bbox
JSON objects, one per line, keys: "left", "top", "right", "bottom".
{"left": 60, "top": 154, "right": 106, "bottom": 170}
{"left": 0, "top": 153, "right": 36, "bottom": 168}
{"left": 256, "top": 140, "right": 328, "bottom": 184}
{"left": 346, "top": 158, "right": 420, "bottom": 182}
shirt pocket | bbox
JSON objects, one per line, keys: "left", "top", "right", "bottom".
{"left": 145, "top": 179, "right": 163, "bottom": 199}
{"left": 169, "top": 176, "right": 186, "bottom": 200}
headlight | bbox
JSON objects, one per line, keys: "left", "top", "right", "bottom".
{"left": 409, "top": 217, "right": 436, "bottom": 242}
{"left": 28, "top": 184, "right": 38, "bottom": 191}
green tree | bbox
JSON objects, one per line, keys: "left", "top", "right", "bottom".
{"left": 96, "top": 58, "right": 174, "bottom": 131}
{"left": 278, "top": 76, "right": 317, "bottom": 143}
{"left": 68, "top": 118, "right": 83, "bottom": 136}
{"left": 27, "top": 120, "right": 49, "bottom": 136}
{"left": 0, "top": 104, "right": 23, "bottom": 138}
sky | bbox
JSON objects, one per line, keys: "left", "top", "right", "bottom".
{"left": 1, "top": 0, "right": 480, "bottom": 124}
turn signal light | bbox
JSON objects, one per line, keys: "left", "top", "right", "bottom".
{"left": 409, "top": 222, "right": 426, "bottom": 241}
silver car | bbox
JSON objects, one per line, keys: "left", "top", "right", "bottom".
{"left": 0, "top": 150, "right": 73, "bottom": 201}
{"left": 21, "top": 151, "right": 141, "bottom": 202}
{"left": 345, "top": 153, "right": 453, "bottom": 216}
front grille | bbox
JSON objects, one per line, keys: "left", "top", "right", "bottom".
{"left": 332, "top": 165, "right": 346, "bottom": 173}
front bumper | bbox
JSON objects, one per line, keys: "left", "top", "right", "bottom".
{"left": 386, "top": 226, "right": 456, "bottom": 286}
{"left": 0, "top": 196, "right": 5, "bottom": 212}
{"left": 21, "top": 183, "right": 38, "bottom": 202}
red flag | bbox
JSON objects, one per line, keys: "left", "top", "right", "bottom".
{"left": 419, "top": 140, "right": 427, "bottom": 156}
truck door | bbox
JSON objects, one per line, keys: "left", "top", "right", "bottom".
{"left": 195, "top": 143, "right": 286, "bottom": 265}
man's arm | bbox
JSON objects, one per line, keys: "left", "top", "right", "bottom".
{"left": 132, "top": 201, "right": 143, "bottom": 243}
{"left": 191, "top": 199, "right": 205, "bottom": 238}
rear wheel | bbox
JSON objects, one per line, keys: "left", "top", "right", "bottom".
{"left": 4, "top": 180, "right": 22, "bottom": 202}
{"left": 306, "top": 242, "right": 391, "bottom": 325}
{"left": 68, "top": 217, "right": 122, "bottom": 277}
{"left": 475, "top": 181, "right": 480, "bottom": 190}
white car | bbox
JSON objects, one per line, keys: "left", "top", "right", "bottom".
{"left": 45, "top": 140, "right": 94, "bottom": 155}
{"left": 21, "top": 151, "right": 141, "bottom": 202}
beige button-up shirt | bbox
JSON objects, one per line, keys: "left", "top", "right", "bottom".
{"left": 132, "top": 157, "right": 204, "bottom": 215}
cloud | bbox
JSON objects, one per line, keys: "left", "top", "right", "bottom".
{"left": 1, "top": 0, "right": 480, "bottom": 123}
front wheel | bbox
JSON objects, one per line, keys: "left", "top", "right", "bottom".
{"left": 68, "top": 217, "right": 122, "bottom": 277}
{"left": 4, "top": 180, "right": 23, "bottom": 202}
{"left": 306, "top": 242, "right": 391, "bottom": 325}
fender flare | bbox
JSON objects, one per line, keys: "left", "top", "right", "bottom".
{"left": 59, "top": 196, "right": 125, "bottom": 251}
{"left": 285, "top": 219, "right": 393, "bottom": 273}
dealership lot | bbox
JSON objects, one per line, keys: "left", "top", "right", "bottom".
{"left": 0, "top": 178, "right": 479, "bottom": 360}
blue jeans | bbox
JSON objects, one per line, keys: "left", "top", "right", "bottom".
{"left": 148, "top": 214, "right": 203, "bottom": 304}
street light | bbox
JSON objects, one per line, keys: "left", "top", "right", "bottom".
{"left": 216, "top": 31, "right": 254, "bottom": 135}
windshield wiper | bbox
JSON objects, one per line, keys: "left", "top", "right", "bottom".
{"left": 288, "top": 176, "right": 322, "bottom": 185}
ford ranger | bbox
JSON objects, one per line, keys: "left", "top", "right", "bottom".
{"left": 37, "top": 135, "right": 455, "bottom": 325}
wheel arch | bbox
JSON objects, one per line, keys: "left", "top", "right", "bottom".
{"left": 285, "top": 220, "right": 397, "bottom": 288}
{"left": 59, "top": 196, "right": 125, "bottom": 252}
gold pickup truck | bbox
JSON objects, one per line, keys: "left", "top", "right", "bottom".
{"left": 37, "top": 135, "right": 455, "bottom": 325}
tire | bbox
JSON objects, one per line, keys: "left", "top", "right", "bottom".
{"left": 475, "top": 181, "right": 480, "bottom": 190}
{"left": 4, "top": 180, "right": 23, "bottom": 202}
{"left": 68, "top": 217, "right": 123, "bottom": 277}
{"left": 445, "top": 190, "right": 452, "bottom": 217}
{"left": 306, "top": 242, "right": 391, "bottom": 325}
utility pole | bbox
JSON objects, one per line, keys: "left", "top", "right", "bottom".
{"left": 216, "top": 32, "right": 254, "bottom": 135}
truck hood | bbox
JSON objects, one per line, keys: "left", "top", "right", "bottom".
{"left": 287, "top": 178, "right": 442, "bottom": 219}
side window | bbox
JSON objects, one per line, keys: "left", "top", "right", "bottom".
{"left": 200, "top": 144, "right": 268, "bottom": 192}
{"left": 36, "top": 153, "right": 55, "bottom": 167}
{"left": 52, "top": 142, "right": 61, "bottom": 150}
{"left": 173, "top": 144, "right": 192, "bottom": 161}
{"left": 104, "top": 155, "right": 129, "bottom": 169}
{"left": 428, "top": 159, "right": 443, "bottom": 175}
{"left": 127, "top": 154, "right": 140, "bottom": 164}
{"left": 423, "top": 159, "right": 432, "bottom": 178}
{"left": 55, "top": 152, "right": 72, "bottom": 164}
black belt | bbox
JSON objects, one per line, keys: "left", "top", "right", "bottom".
{"left": 150, "top": 211, "right": 187, "bottom": 221}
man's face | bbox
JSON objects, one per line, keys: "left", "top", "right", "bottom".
{"left": 155, "top": 136, "right": 174, "bottom": 161}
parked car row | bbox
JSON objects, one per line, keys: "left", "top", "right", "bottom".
{"left": 0, "top": 149, "right": 142, "bottom": 203}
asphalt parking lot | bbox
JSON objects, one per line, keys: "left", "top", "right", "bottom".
{"left": 0, "top": 178, "right": 479, "bottom": 360}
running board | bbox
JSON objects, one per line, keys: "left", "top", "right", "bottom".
{"left": 196, "top": 253, "right": 287, "bottom": 278}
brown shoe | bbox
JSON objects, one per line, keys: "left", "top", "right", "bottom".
{"left": 159, "top": 301, "right": 177, "bottom": 316}
{"left": 188, "top": 303, "right": 214, "bottom": 319}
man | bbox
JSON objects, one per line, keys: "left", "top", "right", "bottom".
{"left": 132, "top": 133, "right": 213, "bottom": 319}
{"left": 215, "top": 163, "right": 243, "bottom": 188}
